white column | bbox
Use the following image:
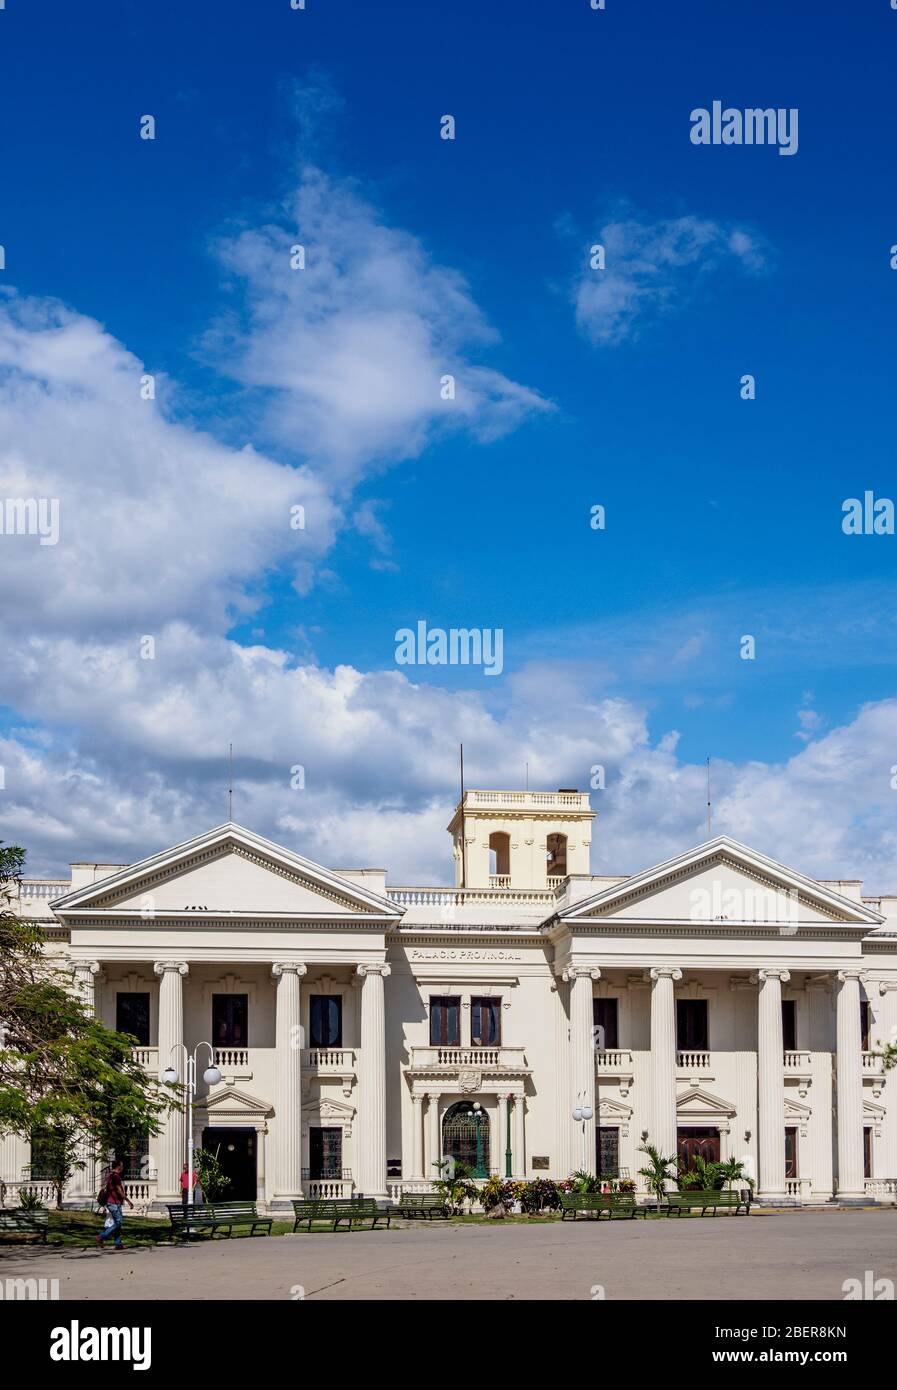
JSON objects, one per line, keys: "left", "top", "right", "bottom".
{"left": 426, "top": 1092, "right": 441, "bottom": 1180}
{"left": 565, "top": 966, "right": 600, "bottom": 1172}
{"left": 272, "top": 961, "right": 307, "bottom": 1204}
{"left": 512, "top": 1094, "right": 525, "bottom": 1179}
{"left": 154, "top": 961, "right": 188, "bottom": 1201}
{"left": 69, "top": 963, "right": 102, "bottom": 1202}
{"left": 256, "top": 1124, "right": 267, "bottom": 1204}
{"left": 836, "top": 969, "right": 866, "bottom": 1200}
{"left": 71, "top": 961, "right": 101, "bottom": 1012}
{"left": 497, "top": 1093, "right": 510, "bottom": 1178}
{"left": 357, "top": 963, "right": 390, "bottom": 1197}
{"left": 649, "top": 967, "right": 681, "bottom": 1179}
{"left": 757, "top": 968, "right": 789, "bottom": 1200}
{"left": 410, "top": 1094, "right": 424, "bottom": 1179}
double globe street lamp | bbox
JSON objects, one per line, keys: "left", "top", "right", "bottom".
{"left": 161, "top": 1041, "right": 221, "bottom": 1204}
{"left": 572, "top": 1091, "right": 593, "bottom": 1172}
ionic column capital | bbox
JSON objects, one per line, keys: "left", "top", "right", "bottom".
{"left": 837, "top": 969, "right": 866, "bottom": 985}
{"left": 411, "top": 1093, "right": 424, "bottom": 1107}
{"left": 650, "top": 966, "right": 682, "bottom": 982}
{"left": 562, "top": 965, "right": 601, "bottom": 983}
{"left": 71, "top": 960, "right": 101, "bottom": 978}
{"left": 153, "top": 960, "right": 189, "bottom": 978}
{"left": 356, "top": 963, "right": 391, "bottom": 979}
{"left": 271, "top": 961, "right": 308, "bottom": 979}
{"left": 756, "top": 968, "right": 791, "bottom": 984}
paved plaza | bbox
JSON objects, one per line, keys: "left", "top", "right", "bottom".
{"left": 1, "top": 1211, "right": 894, "bottom": 1301}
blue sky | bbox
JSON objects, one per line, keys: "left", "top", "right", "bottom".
{"left": 1, "top": 1, "right": 897, "bottom": 881}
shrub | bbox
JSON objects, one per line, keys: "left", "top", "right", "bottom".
{"left": 519, "top": 1178, "right": 561, "bottom": 1213}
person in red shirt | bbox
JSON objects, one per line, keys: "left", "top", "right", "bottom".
{"left": 179, "top": 1163, "right": 195, "bottom": 1210}
{"left": 96, "top": 1159, "right": 134, "bottom": 1250}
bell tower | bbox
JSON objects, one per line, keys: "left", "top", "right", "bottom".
{"left": 447, "top": 789, "right": 595, "bottom": 890}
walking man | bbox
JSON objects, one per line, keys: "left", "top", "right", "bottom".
{"left": 96, "top": 1159, "right": 134, "bottom": 1251}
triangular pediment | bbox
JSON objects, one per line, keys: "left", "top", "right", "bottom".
{"left": 301, "top": 1096, "right": 356, "bottom": 1121}
{"left": 676, "top": 1086, "right": 736, "bottom": 1119}
{"left": 561, "top": 837, "right": 882, "bottom": 929}
{"left": 204, "top": 1085, "right": 272, "bottom": 1117}
{"left": 51, "top": 823, "right": 404, "bottom": 923}
{"left": 597, "top": 1096, "right": 632, "bottom": 1121}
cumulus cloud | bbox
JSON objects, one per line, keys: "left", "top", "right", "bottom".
{"left": 573, "top": 208, "right": 766, "bottom": 344}
{"left": 3, "top": 626, "right": 897, "bottom": 894}
{"left": 0, "top": 291, "right": 337, "bottom": 638}
{"left": 207, "top": 166, "right": 551, "bottom": 482}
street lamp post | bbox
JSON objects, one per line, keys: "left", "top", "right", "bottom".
{"left": 572, "top": 1091, "right": 593, "bottom": 1173}
{"left": 161, "top": 1042, "right": 221, "bottom": 1203}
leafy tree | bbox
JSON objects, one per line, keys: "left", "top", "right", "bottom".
{"left": 0, "top": 842, "right": 171, "bottom": 1199}
{"left": 24, "top": 1120, "right": 85, "bottom": 1209}
{"left": 193, "top": 1145, "right": 230, "bottom": 1202}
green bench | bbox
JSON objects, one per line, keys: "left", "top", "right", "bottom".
{"left": 167, "top": 1201, "right": 273, "bottom": 1237}
{"left": 664, "top": 1190, "right": 750, "bottom": 1216}
{"left": 559, "top": 1192, "right": 644, "bottom": 1220}
{"left": 0, "top": 1209, "right": 50, "bottom": 1242}
{"left": 394, "top": 1193, "right": 449, "bottom": 1220}
{"left": 291, "top": 1197, "right": 391, "bottom": 1232}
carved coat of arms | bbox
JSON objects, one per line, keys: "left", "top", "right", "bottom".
{"left": 459, "top": 1069, "right": 482, "bottom": 1094}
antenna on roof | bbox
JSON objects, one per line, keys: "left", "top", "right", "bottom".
{"left": 459, "top": 743, "right": 466, "bottom": 889}
{"left": 228, "top": 743, "right": 234, "bottom": 822}
{"left": 706, "top": 755, "right": 712, "bottom": 837}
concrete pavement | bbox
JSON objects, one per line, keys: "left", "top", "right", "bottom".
{"left": 1, "top": 1210, "right": 895, "bottom": 1301}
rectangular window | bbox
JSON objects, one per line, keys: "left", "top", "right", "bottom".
{"left": 781, "top": 999, "right": 796, "bottom": 1052}
{"left": 598, "top": 1127, "right": 620, "bottom": 1178}
{"left": 309, "top": 995, "right": 343, "bottom": 1048}
{"left": 863, "top": 1126, "right": 872, "bottom": 1180}
{"left": 470, "top": 997, "right": 501, "bottom": 1046}
{"left": 785, "top": 1125, "right": 798, "bottom": 1180}
{"left": 28, "top": 1127, "right": 60, "bottom": 1182}
{"left": 212, "top": 994, "right": 248, "bottom": 1047}
{"left": 119, "top": 1134, "right": 149, "bottom": 1182}
{"left": 116, "top": 992, "right": 150, "bottom": 1046}
{"left": 429, "top": 996, "right": 461, "bottom": 1047}
{"left": 676, "top": 999, "right": 708, "bottom": 1051}
{"left": 593, "top": 998, "right": 619, "bottom": 1050}
{"left": 860, "top": 1000, "right": 871, "bottom": 1051}
{"left": 309, "top": 1127, "right": 343, "bottom": 1180}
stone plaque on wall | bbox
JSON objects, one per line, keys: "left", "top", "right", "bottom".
{"left": 531, "top": 1155, "right": 550, "bottom": 1170}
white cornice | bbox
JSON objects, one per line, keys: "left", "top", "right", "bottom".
{"left": 554, "top": 836, "right": 884, "bottom": 928}
{"left": 51, "top": 822, "right": 404, "bottom": 922}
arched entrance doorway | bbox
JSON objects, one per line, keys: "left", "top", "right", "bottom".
{"left": 442, "top": 1101, "right": 490, "bottom": 1177}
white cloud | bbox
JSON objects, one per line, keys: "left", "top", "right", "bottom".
{"left": 2, "top": 629, "right": 897, "bottom": 894}
{"left": 573, "top": 209, "right": 766, "bottom": 345}
{"left": 208, "top": 166, "right": 551, "bottom": 483}
{"left": 0, "top": 291, "right": 338, "bottom": 638}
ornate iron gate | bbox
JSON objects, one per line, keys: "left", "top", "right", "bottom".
{"left": 442, "top": 1103, "right": 490, "bottom": 1177}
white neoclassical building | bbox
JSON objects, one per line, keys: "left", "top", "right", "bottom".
{"left": 3, "top": 788, "right": 896, "bottom": 1209}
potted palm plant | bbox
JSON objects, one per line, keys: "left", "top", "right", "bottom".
{"left": 637, "top": 1142, "right": 677, "bottom": 1211}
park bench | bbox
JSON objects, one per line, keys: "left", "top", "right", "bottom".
{"left": 664, "top": 1190, "right": 750, "bottom": 1216}
{"left": 394, "top": 1193, "right": 449, "bottom": 1220}
{"left": 559, "top": 1192, "right": 644, "bottom": 1220}
{"left": 0, "top": 1209, "right": 50, "bottom": 1242}
{"left": 291, "top": 1197, "right": 390, "bottom": 1232}
{"left": 167, "top": 1201, "right": 273, "bottom": 1238}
